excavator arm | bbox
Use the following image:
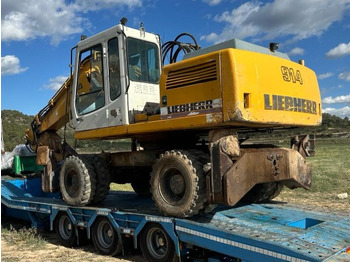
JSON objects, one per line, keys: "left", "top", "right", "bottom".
{"left": 26, "top": 76, "right": 72, "bottom": 151}
{"left": 25, "top": 77, "right": 74, "bottom": 192}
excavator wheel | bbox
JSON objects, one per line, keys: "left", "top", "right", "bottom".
{"left": 131, "top": 173, "right": 151, "bottom": 197}
{"left": 90, "top": 155, "right": 111, "bottom": 204}
{"left": 150, "top": 150, "right": 207, "bottom": 218}
{"left": 59, "top": 155, "right": 96, "bottom": 206}
{"left": 241, "top": 182, "right": 284, "bottom": 203}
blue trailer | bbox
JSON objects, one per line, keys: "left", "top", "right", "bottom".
{"left": 1, "top": 176, "right": 350, "bottom": 262}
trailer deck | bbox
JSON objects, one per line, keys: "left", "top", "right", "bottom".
{"left": 1, "top": 176, "right": 350, "bottom": 262}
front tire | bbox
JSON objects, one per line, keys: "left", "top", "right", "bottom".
{"left": 131, "top": 173, "right": 151, "bottom": 197}
{"left": 150, "top": 150, "right": 207, "bottom": 218}
{"left": 90, "top": 155, "right": 111, "bottom": 204}
{"left": 59, "top": 155, "right": 96, "bottom": 206}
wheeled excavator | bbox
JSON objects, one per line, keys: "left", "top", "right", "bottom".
{"left": 25, "top": 20, "right": 321, "bottom": 217}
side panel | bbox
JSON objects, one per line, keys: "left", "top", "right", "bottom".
{"left": 221, "top": 49, "right": 322, "bottom": 126}
{"left": 159, "top": 52, "right": 223, "bottom": 121}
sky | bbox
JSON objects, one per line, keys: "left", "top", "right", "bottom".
{"left": 1, "top": 0, "right": 350, "bottom": 118}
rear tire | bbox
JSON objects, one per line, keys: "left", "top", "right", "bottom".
{"left": 59, "top": 155, "right": 96, "bottom": 206}
{"left": 140, "top": 223, "right": 175, "bottom": 262}
{"left": 242, "top": 182, "right": 284, "bottom": 203}
{"left": 92, "top": 217, "right": 122, "bottom": 256}
{"left": 150, "top": 150, "right": 207, "bottom": 218}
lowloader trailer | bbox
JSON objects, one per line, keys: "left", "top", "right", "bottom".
{"left": 2, "top": 175, "right": 350, "bottom": 262}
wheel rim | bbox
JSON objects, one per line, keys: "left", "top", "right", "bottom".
{"left": 159, "top": 168, "right": 187, "bottom": 205}
{"left": 64, "top": 167, "right": 80, "bottom": 197}
{"left": 146, "top": 227, "right": 168, "bottom": 259}
{"left": 58, "top": 215, "right": 73, "bottom": 240}
{"left": 96, "top": 220, "right": 114, "bottom": 249}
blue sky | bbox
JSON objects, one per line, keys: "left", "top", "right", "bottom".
{"left": 1, "top": 0, "right": 350, "bottom": 118}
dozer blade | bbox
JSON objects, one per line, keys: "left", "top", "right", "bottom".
{"left": 208, "top": 132, "right": 311, "bottom": 206}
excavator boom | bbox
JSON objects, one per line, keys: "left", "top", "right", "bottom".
{"left": 26, "top": 77, "right": 72, "bottom": 147}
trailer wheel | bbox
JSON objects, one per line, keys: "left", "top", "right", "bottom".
{"left": 92, "top": 217, "right": 122, "bottom": 256}
{"left": 150, "top": 150, "right": 206, "bottom": 217}
{"left": 140, "top": 223, "right": 175, "bottom": 262}
{"left": 54, "top": 212, "right": 77, "bottom": 247}
{"left": 242, "top": 182, "right": 284, "bottom": 203}
{"left": 59, "top": 155, "right": 96, "bottom": 206}
{"left": 90, "top": 155, "right": 111, "bottom": 204}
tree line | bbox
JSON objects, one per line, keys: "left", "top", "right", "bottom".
{"left": 1, "top": 110, "right": 349, "bottom": 152}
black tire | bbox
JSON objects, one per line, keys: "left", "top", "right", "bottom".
{"left": 131, "top": 174, "right": 151, "bottom": 197}
{"left": 242, "top": 182, "right": 284, "bottom": 203}
{"left": 54, "top": 212, "right": 77, "bottom": 247}
{"left": 59, "top": 155, "right": 96, "bottom": 206}
{"left": 90, "top": 155, "right": 111, "bottom": 204}
{"left": 140, "top": 223, "right": 175, "bottom": 262}
{"left": 92, "top": 217, "right": 122, "bottom": 256}
{"left": 150, "top": 150, "right": 207, "bottom": 218}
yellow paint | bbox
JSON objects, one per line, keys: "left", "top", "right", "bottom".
{"left": 35, "top": 47, "right": 322, "bottom": 142}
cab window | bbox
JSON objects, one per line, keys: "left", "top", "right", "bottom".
{"left": 127, "top": 38, "right": 160, "bottom": 84}
{"left": 76, "top": 44, "right": 105, "bottom": 115}
{"left": 108, "top": 38, "right": 121, "bottom": 100}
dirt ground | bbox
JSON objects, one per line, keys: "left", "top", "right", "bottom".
{"left": 1, "top": 193, "right": 349, "bottom": 262}
{"left": 1, "top": 227, "right": 146, "bottom": 262}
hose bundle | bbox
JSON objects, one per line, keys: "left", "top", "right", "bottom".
{"left": 161, "top": 33, "right": 200, "bottom": 65}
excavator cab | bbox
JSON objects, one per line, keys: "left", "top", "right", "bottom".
{"left": 71, "top": 24, "right": 161, "bottom": 132}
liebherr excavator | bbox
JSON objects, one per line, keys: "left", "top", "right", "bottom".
{"left": 26, "top": 20, "right": 321, "bottom": 217}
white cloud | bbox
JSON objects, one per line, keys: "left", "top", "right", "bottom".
{"left": 200, "top": 32, "right": 219, "bottom": 42}
{"left": 44, "top": 75, "right": 69, "bottom": 91}
{"left": 339, "top": 72, "right": 350, "bottom": 81}
{"left": 323, "top": 106, "right": 350, "bottom": 118}
{"left": 203, "top": 0, "right": 222, "bottom": 6}
{"left": 326, "top": 42, "right": 350, "bottom": 58}
{"left": 288, "top": 47, "right": 304, "bottom": 56}
{"left": 73, "top": 0, "right": 141, "bottom": 12}
{"left": 318, "top": 72, "right": 334, "bottom": 80}
{"left": 322, "top": 94, "right": 350, "bottom": 104}
{"left": 1, "top": 0, "right": 142, "bottom": 45}
{"left": 202, "top": 0, "right": 350, "bottom": 43}
{"left": 1, "top": 55, "right": 28, "bottom": 75}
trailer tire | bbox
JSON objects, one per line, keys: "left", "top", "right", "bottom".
{"left": 140, "top": 223, "right": 175, "bottom": 262}
{"left": 54, "top": 212, "right": 77, "bottom": 247}
{"left": 90, "top": 155, "right": 111, "bottom": 204}
{"left": 150, "top": 150, "right": 206, "bottom": 218}
{"left": 242, "top": 182, "right": 284, "bottom": 203}
{"left": 92, "top": 217, "right": 122, "bottom": 256}
{"left": 59, "top": 155, "right": 96, "bottom": 206}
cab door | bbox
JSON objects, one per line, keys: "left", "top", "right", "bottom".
{"left": 73, "top": 43, "right": 109, "bottom": 131}
{"left": 106, "top": 36, "right": 128, "bottom": 127}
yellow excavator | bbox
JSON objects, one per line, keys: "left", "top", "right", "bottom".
{"left": 26, "top": 19, "right": 321, "bottom": 217}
